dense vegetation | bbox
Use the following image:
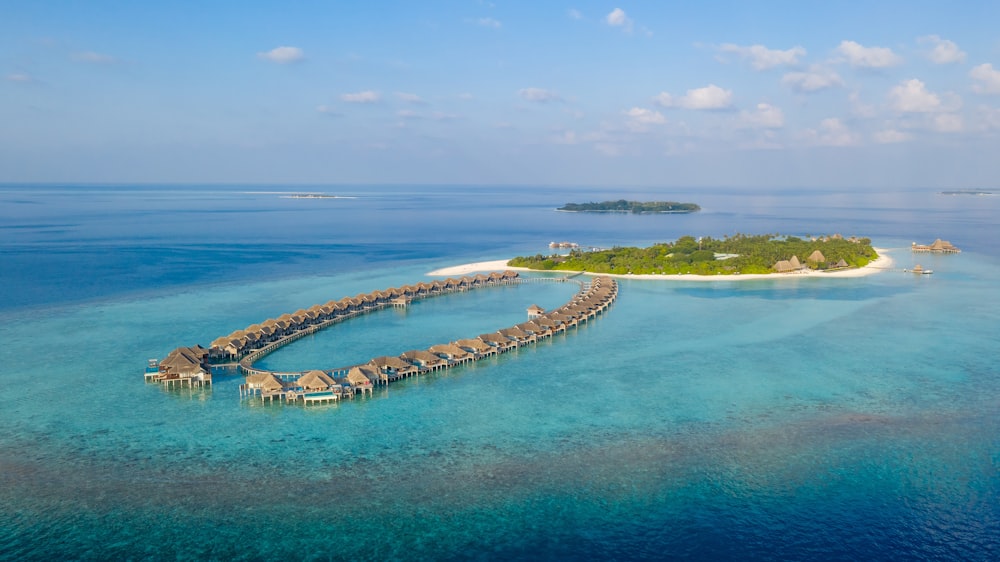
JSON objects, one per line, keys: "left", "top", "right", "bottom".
{"left": 509, "top": 234, "right": 877, "bottom": 275}
{"left": 558, "top": 200, "right": 700, "bottom": 213}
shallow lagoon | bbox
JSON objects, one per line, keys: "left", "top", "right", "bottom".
{"left": 1, "top": 185, "right": 998, "bottom": 560}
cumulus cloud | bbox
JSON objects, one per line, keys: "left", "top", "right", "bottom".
{"left": 568, "top": 8, "right": 582, "bottom": 20}
{"left": 781, "top": 65, "right": 844, "bottom": 93}
{"left": 805, "top": 118, "right": 859, "bottom": 146}
{"left": 71, "top": 51, "right": 119, "bottom": 64}
{"left": 606, "top": 8, "right": 632, "bottom": 32}
{"left": 654, "top": 84, "right": 733, "bottom": 110}
{"left": 257, "top": 46, "right": 304, "bottom": 64}
{"left": 970, "top": 63, "right": 1000, "bottom": 95}
{"left": 6, "top": 72, "right": 33, "bottom": 82}
{"left": 623, "top": 107, "right": 666, "bottom": 131}
{"left": 340, "top": 90, "right": 381, "bottom": 103}
{"left": 738, "top": 103, "right": 785, "bottom": 128}
{"left": 518, "top": 87, "right": 562, "bottom": 103}
{"left": 873, "top": 129, "right": 911, "bottom": 143}
{"left": 836, "top": 40, "right": 901, "bottom": 68}
{"left": 718, "top": 44, "right": 806, "bottom": 70}
{"left": 315, "top": 105, "right": 341, "bottom": 115}
{"left": 918, "top": 35, "right": 966, "bottom": 64}
{"left": 887, "top": 79, "right": 944, "bottom": 112}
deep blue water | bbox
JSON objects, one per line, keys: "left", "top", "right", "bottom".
{"left": 0, "top": 184, "right": 998, "bottom": 560}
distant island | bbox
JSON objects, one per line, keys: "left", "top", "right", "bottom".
{"left": 939, "top": 190, "right": 993, "bottom": 196}
{"left": 281, "top": 193, "right": 342, "bottom": 199}
{"left": 509, "top": 233, "right": 876, "bottom": 275}
{"left": 557, "top": 200, "right": 700, "bottom": 214}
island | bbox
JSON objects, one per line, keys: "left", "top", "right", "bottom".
{"left": 508, "top": 233, "right": 877, "bottom": 276}
{"left": 557, "top": 200, "right": 700, "bottom": 214}
{"left": 939, "top": 190, "right": 993, "bottom": 196}
{"left": 281, "top": 193, "right": 341, "bottom": 199}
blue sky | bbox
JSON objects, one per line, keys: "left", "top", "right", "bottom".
{"left": 3, "top": 1, "right": 1000, "bottom": 187}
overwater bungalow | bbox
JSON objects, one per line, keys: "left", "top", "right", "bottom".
{"left": 498, "top": 326, "right": 535, "bottom": 345}
{"left": 454, "top": 338, "right": 497, "bottom": 358}
{"left": 429, "top": 343, "right": 475, "bottom": 364}
{"left": 401, "top": 349, "right": 449, "bottom": 372}
{"left": 153, "top": 345, "right": 211, "bottom": 386}
{"left": 912, "top": 239, "right": 961, "bottom": 253}
{"left": 370, "top": 356, "right": 420, "bottom": 379}
{"left": 479, "top": 332, "right": 517, "bottom": 353}
{"left": 527, "top": 304, "right": 545, "bottom": 318}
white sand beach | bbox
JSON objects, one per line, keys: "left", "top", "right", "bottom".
{"left": 428, "top": 248, "right": 894, "bottom": 281}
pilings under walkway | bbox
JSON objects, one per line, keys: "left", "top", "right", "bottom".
{"left": 239, "top": 275, "right": 618, "bottom": 404}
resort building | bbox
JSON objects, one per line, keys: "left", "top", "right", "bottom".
{"left": 912, "top": 239, "right": 961, "bottom": 253}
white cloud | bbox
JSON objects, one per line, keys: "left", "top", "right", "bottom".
{"left": 718, "top": 44, "right": 806, "bottom": 70}
{"left": 873, "top": 129, "right": 911, "bottom": 143}
{"left": 568, "top": 9, "right": 582, "bottom": 20}
{"left": 888, "top": 79, "right": 944, "bottom": 112}
{"left": 340, "top": 90, "right": 382, "bottom": 103}
{"left": 918, "top": 35, "right": 966, "bottom": 64}
{"left": 6, "top": 73, "right": 32, "bottom": 82}
{"left": 72, "top": 51, "right": 119, "bottom": 64}
{"left": 257, "top": 46, "right": 305, "bottom": 64}
{"left": 970, "top": 63, "right": 1000, "bottom": 95}
{"left": 654, "top": 84, "right": 733, "bottom": 110}
{"left": 606, "top": 8, "right": 632, "bottom": 32}
{"left": 836, "top": 40, "right": 901, "bottom": 68}
{"left": 518, "top": 87, "right": 562, "bottom": 103}
{"left": 395, "top": 92, "right": 425, "bottom": 104}
{"left": 805, "top": 118, "right": 859, "bottom": 146}
{"left": 782, "top": 65, "right": 844, "bottom": 93}
{"left": 738, "top": 103, "right": 785, "bottom": 128}
{"left": 932, "top": 113, "right": 963, "bottom": 133}
{"left": 624, "top": 107, "right": 666, "bottom": 124}
{"left": 623, "top": 107, "right": 666, "bottom": 131}
{"left": 476, "top": 17, "right": 502, "bottom": 28}
{"left": 316, "top": 105, "right": 341, "bottom": 115}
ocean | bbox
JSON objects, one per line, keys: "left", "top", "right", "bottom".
{"left": 0, "top": 184, "right": 997, "bottom": 560}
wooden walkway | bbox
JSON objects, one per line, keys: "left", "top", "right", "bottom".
{"left": 237, "top": 274, "right": 618, "bottom": 405}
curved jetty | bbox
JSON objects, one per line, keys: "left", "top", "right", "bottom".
{"left": 146, "top": 271, "right": 618, "bottom": 405}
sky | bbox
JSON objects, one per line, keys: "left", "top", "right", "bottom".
{"left": 2, "top": 1, "right": 1000, "bottom": 188}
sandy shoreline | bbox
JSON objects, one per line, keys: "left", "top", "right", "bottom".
{"left": 427, "top": 248, "right": 894, "bottom": 281}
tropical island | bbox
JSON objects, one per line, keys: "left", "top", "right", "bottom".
{"left": 508, "top": 234, "right": 877, "bottom": 276}
{"left": 557, "top": 200, "right": 700, "bottom": 214}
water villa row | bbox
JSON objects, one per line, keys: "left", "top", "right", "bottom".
{"left": 912, "top": 239, "right": 960, "bottom": 253}
{"left": 238, "top": 276, "right": 618, "bottom": 404}
{"left": 144, "top": 271, "right": 523, "bottom": 387}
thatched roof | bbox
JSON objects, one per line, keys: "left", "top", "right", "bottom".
{"left": 401, "top": 350, "right": 445, "bottom": 365}
{"left": 429, "top": 344, "right": 471, "bottom": 358}
{"left": 370, "top": 356, "right": 412, "bottom": 370}
{"left": 297, "top": 370, "right": 335, "bottom": 390}
{"left": 527, "top": 304, "right": 545, "bottom": 314}
{"left": 807, "top": 250, "right": 825, "bottom": 263}
{"left": 455, "top": 338, "right": 493, "bottom": 352}
{"left": 346, "top": 366, "right": 377, "bottom": 386}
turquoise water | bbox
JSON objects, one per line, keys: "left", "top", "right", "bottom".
{"left": 1, "top": 185, "right": 998, "bottom": 560}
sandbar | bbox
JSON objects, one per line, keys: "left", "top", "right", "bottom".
{"left": 428, "top": 249, "right": 894, "bottom": 281}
